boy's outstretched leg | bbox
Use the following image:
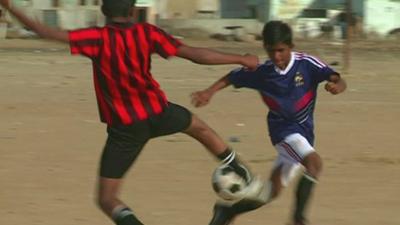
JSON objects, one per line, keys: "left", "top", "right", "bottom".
{"left": 183, "top": 114, "right": 252, "bottom": 182}
{"left": 208, "top": 163, "right": 285, "bottom": 225}
{"left": 293, "top": 152, "right": 322, "bottom": 225}
{"left": 209, "top": 197, "right": 267, "bottom": 225}
{"left": 183, "top": 114, "right": 271, "bottom": 225}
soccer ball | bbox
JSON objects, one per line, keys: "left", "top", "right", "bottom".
{"left": 211, "top": 164, "right": 248, "bottom": 201}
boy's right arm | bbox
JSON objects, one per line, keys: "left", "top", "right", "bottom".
{"left": 191, "top": 74, "right": 231, "bottom": 107}
{"left": 177, "top": 45, "right": 259, "bottom": 71}
{"left": 325, "top": 74, "right": 346, "bottom": 95}
{"left": 0, "top": 0, "right": 69, "bottom": 43}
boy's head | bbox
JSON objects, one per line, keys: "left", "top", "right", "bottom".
{"left": 262, "top": 21, "right": 294, "bottom": 69}
{"left": 102, "top": 0, "right": 136, "bottom": 18}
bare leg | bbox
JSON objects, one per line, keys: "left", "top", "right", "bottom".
{"left": 302, "top": 152, "right": 322, "bottom": 178}
{"left": 293, "top": 152, "right": 322, "bottom": 225}
{"left": 97, "top": 177, "right": 124, "bottom": 217}
{"left": 183, "top": 114, "right": 252, "bottom": 183}
{"left": 269, "top": 165, "right": 284, "bottom": 200}
{"left": 97, "top": 177, "right": 144, "bottom": 225}
{"left": 182, "top": 114, "right": 228, "bottom": 155}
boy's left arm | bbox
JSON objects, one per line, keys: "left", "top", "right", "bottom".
{"left": 325, "top": 74, "right": 347, "bottom": 95}
{"left": 191, "top": 74, "right": 232, "bottom": 108}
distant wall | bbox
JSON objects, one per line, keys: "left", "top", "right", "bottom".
{"left": 156, "top": 0, "right": 219, "bottom": 19}
{"left": 364, "top": 0, "right": 400, "bottom": 35}
{"left": 6, "top": 0, "right": 159, "bottom": 30}
{"left": 269, "top": 0, "right": 314, "bottom": 20}
{"left": 158, "top": 18, "right": 262, "bottom": 35}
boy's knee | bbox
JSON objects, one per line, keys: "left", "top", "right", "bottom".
{"left": 97, "top": 194, "right": 116, "bottom": 211}
{"left": 97, "top": 196, "right": 109, "bottom": 209}
{"left": 271, "top": 186, "right": 282, "bottom": 199}
{"left": 303, "top": 153, "right": 323, "bottom": 177}
{"left": 185, "top": 115, "right": 210, "bottom": 134}
{"left": 270, "top": 170, "right": 284, "bottom": 199}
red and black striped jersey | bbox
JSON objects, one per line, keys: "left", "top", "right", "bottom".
{"left": 69, "top": 22, "right": 182, "bottom": 125}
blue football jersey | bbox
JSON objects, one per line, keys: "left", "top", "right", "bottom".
{"left": 228, "top": 52, "right": 339, "bottom": 145}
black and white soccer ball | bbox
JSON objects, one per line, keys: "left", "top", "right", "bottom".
{"left": 212, "top": 164, "right": 248, "bottom": 201}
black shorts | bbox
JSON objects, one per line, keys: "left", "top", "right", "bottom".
{"left": 100, "top": 102, "right": 192, "bottom": 178}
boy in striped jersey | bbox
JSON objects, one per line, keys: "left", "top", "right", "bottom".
{"left": 191, "top": 21, "right": 347, "bottom": 225}
{"left": 0, "top": 0, "right": 262, "bottom": 225}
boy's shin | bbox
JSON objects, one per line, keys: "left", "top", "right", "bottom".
{"left": 294, "top": 173, "right": 318, "bottom": 223}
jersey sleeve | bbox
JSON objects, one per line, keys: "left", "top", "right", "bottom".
{"left": 146, "top": 23, "right": 183, "bottom": 59}
{"left": 69, "top": 28, "right": 102, "bottom": 59}
{"left": 306, "top": 55, "right": 340, "bottom": 83}
{"left": 228, "top": 67, "right": 261, "bottom": 89}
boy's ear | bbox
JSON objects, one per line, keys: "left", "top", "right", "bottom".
{"left": 101, "top": 5, "right": 109, "bottom": 17}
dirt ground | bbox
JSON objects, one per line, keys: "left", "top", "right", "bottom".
{"left": 0, "top": 37, "right": 399, "bottom": 225}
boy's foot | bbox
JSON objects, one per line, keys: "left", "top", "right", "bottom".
{"left": 209, "top": 204, "right": 236, "bottom": 225}
{"left": 209, "top": 199, "right": 265, "bottom": 225}
{"left": 294, "top": 222, "right": 305, "bottom": 225}
{"left": 293, "top": 218, "right": 307, "bottom": 225}
{"left": 209, "top": 177, "right": 268, "bottom": 225}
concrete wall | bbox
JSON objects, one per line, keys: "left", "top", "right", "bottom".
{"left": 220, "top": 0, "right": 252, "bottom": 18}
{"left": 58, "top": 8, "right": 104, "bottom": 29}
{"left": 269, "top": 0, "right": 314, "bottom": 20}
{"left": 156, "top": 0, "right": 219, "bottom": 19}
{"left": 157, "top": 0, "right": 197, "bottom": 19}
{"left": 307, "top": 0, "right": 364, "bottom": 17}
{"left": 218, "top": 0, "right": 314, "bottom": 22}
{"left": 6, "top": 0, "right": 161, "bottom": 30}
{"left": 197, "top": 0, "right": 219, "bottom": 11}
{"left": 0, "top": 8, "right": 7, "bottom": 38}
{"left": 158, "top": 18, "right": 262, "bottom": 35}
{"left": 364, "top": 0, "right": 400, "bottom": 35}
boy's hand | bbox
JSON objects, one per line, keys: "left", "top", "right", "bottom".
{"left": 241, "top": 54, "right": 259, "bottom": 71}
{"left": 325, "top": 75, "right": 346, "bottom": 95}
{"left": 191, "top": 89, "right": 214, "bottom": 107}
{"left": 0, "top": 0, "right": 11, "bottom": 9}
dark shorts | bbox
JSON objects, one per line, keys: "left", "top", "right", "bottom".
{"left": 100, "top": 102, "right": 192, "bottom": 178}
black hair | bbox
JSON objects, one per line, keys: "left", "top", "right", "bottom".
{"left": 262, "top": 21, "right": 293, "bottom": 46}
{"left": 102, "top": 0, "right": 136, "bottom": 17}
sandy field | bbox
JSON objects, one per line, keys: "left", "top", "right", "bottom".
{"left": 0, "top": 37, "right": 399, "bottom": 225}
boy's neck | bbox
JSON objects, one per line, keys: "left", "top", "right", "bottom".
{"left": 276, "top": 64, "right": 287, "bottom": 70}
{"left": 108, "top": 17, "right": 133, "bottom": 24}
{"left": 274, "top": 52, "right": 294, "bottom": 74}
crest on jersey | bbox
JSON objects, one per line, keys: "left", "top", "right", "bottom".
{"left": 294, "top": 72, "right": 304, "bottom": 87}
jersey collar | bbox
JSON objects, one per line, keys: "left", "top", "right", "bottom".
{"left": 274, "top": 52, "right": 295, "bottom": 75}
{"left": 107, "top": 21, "right": 135, "bottom": 28}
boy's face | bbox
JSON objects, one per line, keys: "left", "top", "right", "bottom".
{"left": 264, "top": 43, "right": 293, "bottom": 70}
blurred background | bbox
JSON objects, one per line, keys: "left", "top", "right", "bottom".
{"left": 0, "top": 0, "right": 399, "bottom": 41}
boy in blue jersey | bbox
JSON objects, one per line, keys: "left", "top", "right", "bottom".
{"left": 191, "top": 21, "right": 347, "bottom": 225}
{"left": 0, "top": 1, "right": 262, "bottom": 225}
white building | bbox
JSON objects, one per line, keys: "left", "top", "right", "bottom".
{"left": 2, "top": 0, "right": 158, "bottom": 31}
{"left": 364, "top": 0, "right": 400, "bottom": 36}
{"left": 2, "top": 0, "right": 399, "bottom": 38}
